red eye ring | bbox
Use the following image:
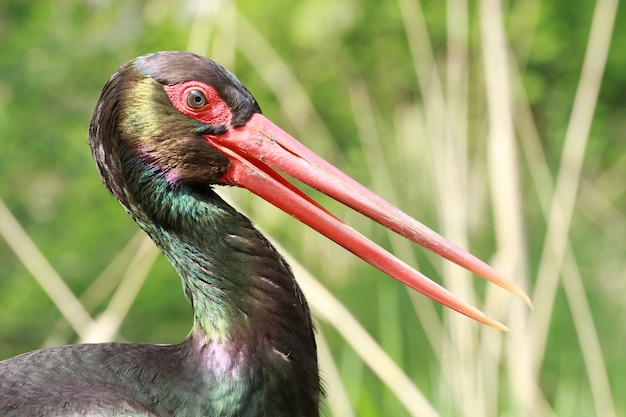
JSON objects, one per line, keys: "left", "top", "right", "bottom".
{"left": 164, "top": 81, "right": 232, "bottom": 126}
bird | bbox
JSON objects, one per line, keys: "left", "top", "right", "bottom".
{"left": 0, "top": 51, "right": 530, "bottom": 416}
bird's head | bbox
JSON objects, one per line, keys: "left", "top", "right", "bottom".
{"left": 89, "top": 51, "right": 261, "bottom": 208}
{"left": 89, "top": 51, "right": 530, "bottom": 329}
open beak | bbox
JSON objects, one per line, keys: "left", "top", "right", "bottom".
{"left": 205, "top": 113, "right": 531, "bottom": 330}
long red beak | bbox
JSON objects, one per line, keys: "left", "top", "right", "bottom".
{"left": 205, "top": 113, "right": 531, "bottom": 330}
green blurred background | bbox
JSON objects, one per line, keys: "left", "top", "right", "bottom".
{"left": 0, "top": 1, "right": 624, "bottom": 416}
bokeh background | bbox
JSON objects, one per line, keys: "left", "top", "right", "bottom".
{"left": 1, "top": 1, "right": 624, "bottom": 416}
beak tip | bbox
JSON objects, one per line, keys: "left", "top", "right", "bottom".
{"left": 486, "top": 269, "right": 534, "bottom": 311}
{"left": 482, "top": 315, "right": 510, "bottom": 332}
{"left": 508, "top": 283, "right": 534, "bottom": 311}
{"left": 502, "top": 281, "right": 534, "bottom": 310}
{"left": 462, "top": 303, "right": 510, "bottom": 332}
{"left": 499, "top": 324, "right": 512, "bottom": 332}
{"left": 476, "top": 314, "right": 510, "bottom": 332}
{"left": 521, "top": 293, "right": 535, "bottom": 311}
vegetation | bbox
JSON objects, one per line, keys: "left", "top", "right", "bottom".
{"left": 0, "top": 0, "right": 623, "bottom": 415}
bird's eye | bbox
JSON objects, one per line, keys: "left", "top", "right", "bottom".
{"left": 186, "top": 89, "right": 208, "bottom": 109}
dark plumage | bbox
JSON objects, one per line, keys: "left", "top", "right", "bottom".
{"left": 0, "top": 51, "right": 529, "bottom": 416}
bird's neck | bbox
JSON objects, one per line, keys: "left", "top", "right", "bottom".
{"left": 122, "top": 171, "right": 319, "bottom": 400}
{"left": 130, "top": 179, "right": 313, "bottom": 342}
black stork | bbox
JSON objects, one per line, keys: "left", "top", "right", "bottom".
{"left": 0, "top": 51, "right": 530, "bottom": 416}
